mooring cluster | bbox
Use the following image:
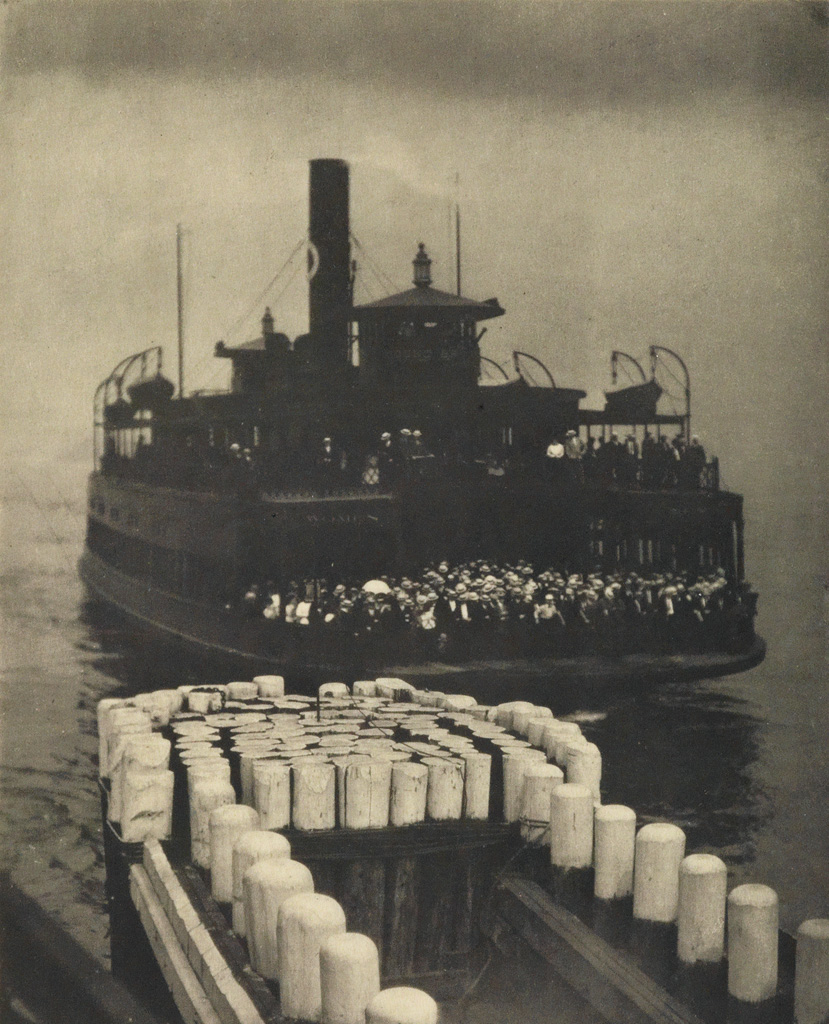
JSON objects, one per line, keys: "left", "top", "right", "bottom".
{"left": 97, "top": 677, "right": 829, "bottom": 1024}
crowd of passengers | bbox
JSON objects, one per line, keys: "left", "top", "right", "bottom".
{"left": 102, "top": 427, "right": 711, "bottom": 493}
{"left": 232, "top": 561, "right": 755, "bottom": 658}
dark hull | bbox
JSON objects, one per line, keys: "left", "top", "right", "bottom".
{"left": 78, "top": 548, "right": 765, "bottom": 700}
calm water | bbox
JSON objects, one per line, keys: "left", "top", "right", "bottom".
{"left": 0, "top": 466, "right": 827, "bottom": 968}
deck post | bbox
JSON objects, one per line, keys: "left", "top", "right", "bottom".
{"left": 795, "top": 918, "right": 829, "bottom": 1024}
{"left": 727, "top": 884, "right": 778, "bottom": 1004}
{"left": 231, "top": 830, "right": 291, "bottom": 937}
{"left": 676, "top": 854, "right": 727, "bottom": 965}
{"left": 244, "top": 858, "right": 314, "bottom": 980}
{"left": 277, "top": 892, "right": 347, "bottom": 1021}
{"left": 319, "top": 932, "right": 381, "bottom": 1024}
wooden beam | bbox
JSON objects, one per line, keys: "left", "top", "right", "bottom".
{"left": 129, "top": 865, "right": 223, "bottom": 1024}
{"left": 493, "top": 877, "right": 707, "bottom": 1024}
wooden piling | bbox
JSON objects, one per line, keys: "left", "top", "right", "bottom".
{"left": 253, "top": 674, "right": 285, "bottom": 697}
{"left": 278, "top": 892, "right": 347, "bottom": 1021}
{"left": 520, "top": 763, "right": 563, "bottom": 844}
{"left": 632, "top": 823, "right": 686, "bottom": 924}
{"left": 365, "top": 986, "right": 438, "bottom": 1024}
{"left": 253, "top": 759, "right": 292, "bottom": 830}
{"left": 244, "top": 858, "right": 315, "bottom": 980}
{"left": 549, "top": 783, "right": 594, "bottom": 870}
{"left": 676, "top": 854, "right": 727, "bottom": 965}
{"left": 593, "top": 804, "right": 636, "bottom": 901}
{"left": 293, "top": 761, "right": 337, "bottom": 831}
{"left": 231, "top": 830, "right": 291, "bottom": 937}
{"left": 727, "top": 883, "right": 778, "bottom": 1004}
{"left": 120, "top": 769, "right": 174, "bottom": 843}
{"left": 344, "top": 761, "right": 392, "bottom": 829}
{"left": 565, "top": 742, "right": 602, "bottom": 803}
{"left": 319, "top": 932, "right": 381, "bottom": 1024}
{"left": 208, "top": 804, "right": 259, "bottom": 903}
{"left": 189, "top": 775, "right": 235, "bottom": 869}
{"left": 421, "top": 757, "right": 464, "bottom": 821}
{"left": 794, "top": 918, "right": 829, "bottom": 1024}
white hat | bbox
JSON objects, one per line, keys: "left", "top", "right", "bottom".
{"left": 230, "top": 443, "right": 241, "bottom": 451}
{"left": 381, "top": 432, "right": 391, "bottom": 440}
{"left": 323, "top": 436, "right": 332, "bottom": 443}
{"left": 413, "top": 430, "right": 422, "bottom": 438}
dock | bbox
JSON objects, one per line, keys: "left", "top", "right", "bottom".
{"left": 98, "top": 678, "right": 829, "bottom": 1024}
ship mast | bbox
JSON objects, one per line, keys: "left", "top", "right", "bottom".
{"left": 456, "top": 203, "right": 462, "bottom": 297}
{"left": 455, "top": 172, "right": 462, "bottom": 297}
{"left": 176, "top": 223, "right": 184, "bottom": 398}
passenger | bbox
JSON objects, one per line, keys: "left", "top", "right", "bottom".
{"left": 262, "top": 580, "right": 281, "bottom": 620}
{"left": 378, "top": 432, "right": 397, "bottom": 479}
{"left": 641, "top": 430, "right": 658, "bottom": 488}
{"left": 564, "top": 429, "right": 584, "bottom": 461}
{"left": 362, "top": 453, "right": 381, "bottom": 488}
{"left": 583, "top": 436, "right": 600, "bottom": 480}
{"left": 683, "top": 435, "right": 707, "bottom": 489}
{"left": 534, "top": 593, "right": 566, "bottom": 628}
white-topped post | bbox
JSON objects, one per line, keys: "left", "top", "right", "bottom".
{"left": 513, "top": 705, "right": 552, "bottom": 737}
{"left": 108, "top": 734, "right": 171, "bottom": 823}
{"left": 502, "top": 750, "right": 547, "bottom": 823}
{"left": 549, "top": 783, "right": 594, "bottom": 870}
{"left": 527, "top": 714, "right": 556, "bottom": 749}
{"left": 293, "top": 761, "right": 336, "bottom": 831}
{"left": 565, "top": 741, "right": 602, "bottom": 803}
{"left": 461, "top": 751, "right": 492, "bottom": 820}
{"left": 795, "top": 918, "right": 829, "bottom": 1024}
{"left": 231, "top": 830, "right": 291, "bottom": 937}
{"left": 632, "top": 823, "right": 686, "bottom": 923}
{"left": 208, "top": 803, "right": 259, "bottom": 903}
{"left": 344, "top": 761, "right": 392, "bottom": 829}
{"left": 676, "top": 854, "right": 727, "bottom": 964}
{"left": 520, "top": 763, "right": 563, "bottom": 843}
{"left": 278, "top": 892, "right": 347, "bottom": 1022}
{"left": 727, "top": 883, "right": 779, "bottom": 1004}
{"left": 254, "top": 675, "right": 285, "bottom": 698}
{"left": 320, "top": 682, "right": 350, "bottom": 698}
{"left": 389, "top": 762, "right": 428, "bottom": 826}
{"left": 253, "top": 759, "right": 292, "bottom": 829}
{"left": 190, "top": 775, "right": 235, "bottom": 868}
{"left": 319, "top": 932, "right": 381, "bottom": 1024}
{"left": 120, "top": 768, "right": 174, "bottom": 842}
{"left": 422, "top": 757, "right": 464, "bottom": 821}
{"left": 227, "top": 681, "right": 259, "bottom": 701}
{"left": 244, "top": 858, "right": 315, "bottom": 980}
{"left": 365, "top": 987, "right": 439, "bottom": 1024}
{"left": 593, "top": 804, "right": 636, "bottom": 901}
{"left": 96, "top": 698, "right": 125, "bottom": 776}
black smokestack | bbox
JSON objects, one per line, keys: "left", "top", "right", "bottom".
{"left": 308, "top": 158, "right": 350, "bottom": 365}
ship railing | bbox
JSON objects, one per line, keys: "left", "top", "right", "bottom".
{"left": 94, "top": 439, "right": 720, "bottom": 496}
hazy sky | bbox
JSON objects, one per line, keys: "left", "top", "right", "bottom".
{"left": 2, "top": 0, "right": 827, "bottom": 519}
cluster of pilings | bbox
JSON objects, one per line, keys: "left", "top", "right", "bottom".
{"left": 98, "top": 680, "right": 829, "bottom": 1024}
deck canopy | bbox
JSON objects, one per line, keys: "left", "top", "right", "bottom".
{"left": 353, "top": 285, "right": 504, "bottom": 322}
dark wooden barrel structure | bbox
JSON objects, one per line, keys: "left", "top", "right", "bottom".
{"left": 285, "top": 819, "right": 518, "bottom": 996}
{"left": 102, "top": 775, "right": 520, "bottom": 1002}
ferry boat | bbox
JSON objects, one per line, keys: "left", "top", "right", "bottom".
{"left": 79, "top": 159, "right": 764, "bottom": 689}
